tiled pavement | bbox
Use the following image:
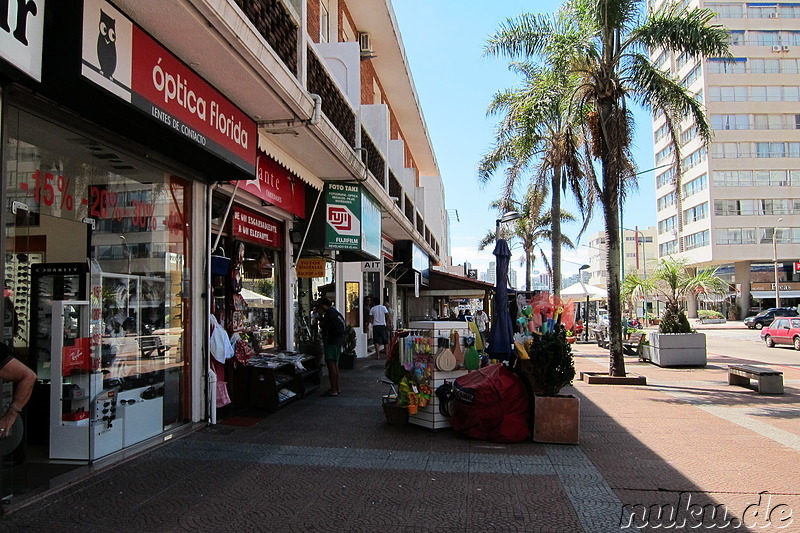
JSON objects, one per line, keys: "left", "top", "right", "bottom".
{"left": 1, "top": 343, "right": 798, "bottom": 532}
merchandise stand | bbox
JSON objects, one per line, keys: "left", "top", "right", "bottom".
{"left": 392, "top": 327, "right": 470, "bottom": 430}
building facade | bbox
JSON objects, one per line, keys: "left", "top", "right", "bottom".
{"left": 650, "top": 0, "right": 800, "bottom": 316}
{"left": 585, "top": 227, "right": 657, "bottom": 288}
{"left": 0, "top": 0, "right": 445, "bottom": 508}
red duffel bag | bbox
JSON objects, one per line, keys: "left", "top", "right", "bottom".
{"left": 450, "top": 363, "right": 530, "bottom": 443}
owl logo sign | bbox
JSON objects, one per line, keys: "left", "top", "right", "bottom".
{"left": 327, "top": 206, "right": 352, "bottom": 232}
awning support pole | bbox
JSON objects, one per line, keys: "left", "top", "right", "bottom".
{"left": 293, "top": 188, "right": 323, "bottom": 268}
{"left": 212, "top": 181, "right": 242, "bottom": 253}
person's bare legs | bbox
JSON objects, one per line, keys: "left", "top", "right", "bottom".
{"left": 326, "top": 359, "right": 340, "bottom": 395}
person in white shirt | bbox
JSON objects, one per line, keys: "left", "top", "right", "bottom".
{"left": 474, "top": 308, "right": 489, "bottom": 347}
{"left": 368, "top": 300, "right": 392, "bottom": 359}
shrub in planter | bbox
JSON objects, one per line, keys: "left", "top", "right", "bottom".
{"left": 623, "top": 258, "right": 728, "bottom": 335}
{"left": 339, "top": 325, "right": 357, "bottom": 369}
{"left": 524, "top": 328, "right": 576, "bottom": 397}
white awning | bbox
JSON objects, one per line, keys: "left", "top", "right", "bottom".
{"left": 560, "top": 282, "right": 608, "bottom": 301}
{"left": 751, "top": 290, "right": 800, "bottom": 299}
{"left": 240, "top": 288, "right": 274, "bottom": 308}
{"left": 258, "top": 135, "right": 324, "bottom": 191}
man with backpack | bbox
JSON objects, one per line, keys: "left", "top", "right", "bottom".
{"left": 316, "top": 297, "right": 345, "bottom": 397}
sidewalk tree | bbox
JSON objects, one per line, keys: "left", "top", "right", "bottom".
{"left": 478, "top": 61, "right": 593, "bottom": 298}
{"left": 479, "top": 189, "right": 575, "bottom": 291}
{"left": 623, "top": 257, "right": 728, "bottom": 334}
{"left": 484, "top": 0, "right": 729, "bottom": 376}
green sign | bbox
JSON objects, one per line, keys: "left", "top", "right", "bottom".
{"left": 324, "top": 184, "right": 381, "bottom": 259}
{"left": 325, "top": 183, "right": 361, "bottom": 250}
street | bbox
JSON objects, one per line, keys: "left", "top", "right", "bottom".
{"left": 696, "top": 323, "right": 800, "bottom": 370}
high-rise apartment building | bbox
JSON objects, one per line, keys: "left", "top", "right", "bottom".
{"left": 650, "top": 0, "right": 800, "bottom": 316}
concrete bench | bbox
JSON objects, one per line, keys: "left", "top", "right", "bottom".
{"left": 728, "top": 364, "right": 783, "bottom": 395}
{"left": 593, "top": 329, "right": 608, "bottom": 348}
{"left": 623, "top": 332, "right": 644, "bottom": 355}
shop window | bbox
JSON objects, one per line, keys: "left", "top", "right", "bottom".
{"left": 345, "top": 282, "right": 359, "bottom": 327}
{"left": 2, "top": 105, "right": 192, "bottom": 463}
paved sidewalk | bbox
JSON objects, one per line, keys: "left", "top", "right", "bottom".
{"left": 1, "top": 346, "right": 798, "bottom": 532}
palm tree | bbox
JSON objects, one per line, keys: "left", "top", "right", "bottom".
{"left": 479, "top": 62, "right": 593, "bottom": 298}
{"left": 623, "top": 257, "right": 728, "bottom": 334}
{"left": 479, "top": 189, "right": 575, "bottom": 291}
{"left": 484, "top": 0, "right": 729, "bottom": 376}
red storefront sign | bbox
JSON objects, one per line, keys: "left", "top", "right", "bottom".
{"left": 239, "top": 151, "right": 306, "bottom": 218}
{"left": 232, "top": 208, "right": 282, "bottom": 249}
{"left": 80, "top": 0, "right": 256, "bottom": 175}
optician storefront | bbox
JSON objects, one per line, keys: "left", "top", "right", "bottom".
{"left": 0, "top": 0, "right": 255, "bottom": 504}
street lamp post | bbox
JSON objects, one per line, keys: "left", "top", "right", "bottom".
{"left": 774, "top": 217, "right": 784, "bottom": 307}
{"left": 563, "top": 260, "right": 591, "bottom": 341}
{"left": 623, "top": 227, "right": 647, "bottom": 324}
{"left": 495, "top": 211, "right": 522, "bottom": 241}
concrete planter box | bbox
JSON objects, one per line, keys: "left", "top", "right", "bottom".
{"left": 533, "top": 395, "right": 580, "bottom": 444}
{"left": 649, "top": 332, "right": 707, "bottom": 367}
{"left": 700, "top": 318, "right": 726, "bottom": 324}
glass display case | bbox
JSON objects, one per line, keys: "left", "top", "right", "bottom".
{"left": 48, "top": 300, "right": 112, "bottom": 460}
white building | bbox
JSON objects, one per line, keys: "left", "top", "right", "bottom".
{"left": 650, "top": 0, "right": 800, "bottom": 316}
{"left": 585, "top": 227, "right": 658, "bottom": 288}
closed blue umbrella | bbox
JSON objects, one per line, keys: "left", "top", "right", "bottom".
{"left": 488, "top": 238, "right": 515, "bottom": 362}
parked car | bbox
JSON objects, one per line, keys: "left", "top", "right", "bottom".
{"left": 744, "top": 308, "right": 799, "bottom": 330}
{"left": 760, "top": 317, "right": 800, "bottom": 350}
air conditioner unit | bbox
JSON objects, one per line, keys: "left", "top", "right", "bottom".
{"left": 769, "top": 11, "right": 779, "bottom": 18}
{"left": 358, "top": 32, "right": 376, "bottom": 58}
{"left": 784, "top": 45, "right": 791, "bottom": 51}
{"left": 773, "top": 45, "right": 783, "bottom": 52}
{"left": 358, "top": 32, "right": 371, "bottom": 52}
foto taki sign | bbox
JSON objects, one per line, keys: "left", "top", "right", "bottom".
{"left": 80, "top": 0, "right": 256, "bottom": 174}
{"left": 323, "top": 183, "right": 381, "bottom": 259}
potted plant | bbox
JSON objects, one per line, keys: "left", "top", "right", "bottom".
{"left": 518, "top": 326, "right": 579, "bottom": 444}
{"left": 338, "top": 325, "right": 357, "bottom": 369}
{"left": 623, "top": 258, "right": 727, "bottom": 367}
{"left": 698, "top": 310, "right": 725, "bottom": 324}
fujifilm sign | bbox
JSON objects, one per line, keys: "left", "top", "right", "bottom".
{"left": 0, "top": 0, "right": 45, "bottom": 81}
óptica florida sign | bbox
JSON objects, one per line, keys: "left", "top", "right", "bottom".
{"left": 324, "top": 183, "right": 380, "bottom": 259}
{"left": 79, "top": 0, "right": 256, "bottom": 175}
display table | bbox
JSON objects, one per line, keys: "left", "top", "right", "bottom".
{"left": 247, "top": 354, "right": 320, "bottom": 412}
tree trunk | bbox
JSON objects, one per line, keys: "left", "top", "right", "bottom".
{"left": 526, "top": 251, "right": 532, "bottom": 291}
{"left": 599, "top": 104, "right": 627, "bottom": 378}
{"left": 551, "top": 167, "right": 562, "bottom": 296}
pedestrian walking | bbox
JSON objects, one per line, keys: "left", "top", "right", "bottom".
{"left": 368, "top": 299, "right": 392, "bottom": 359}
{"left": 316, "top": 298, "right": 345, "bottom": 397}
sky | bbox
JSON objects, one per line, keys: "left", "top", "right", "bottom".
{"left": 392, "top": 0, "right": 657, "bottom": 280}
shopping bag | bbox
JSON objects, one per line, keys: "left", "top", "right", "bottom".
{"left": 216, "top": 380, "right": 232, "bottom": 408}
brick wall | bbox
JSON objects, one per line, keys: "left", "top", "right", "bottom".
{"left": 307, "top": 0, "right": 320, "bottom": 43}
{"left": 360, "top": 58, "right": 377, "bottom": 105}
{"left": 340, "top": 1, "right": 356, "bottom": 42}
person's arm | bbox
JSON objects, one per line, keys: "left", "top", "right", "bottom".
{"left": 0, "top": 358, "right": 37, "bottom": 438}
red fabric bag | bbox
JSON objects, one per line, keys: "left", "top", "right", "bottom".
{"left": 450, "top": 363, "right": 530, "bottom": 443}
